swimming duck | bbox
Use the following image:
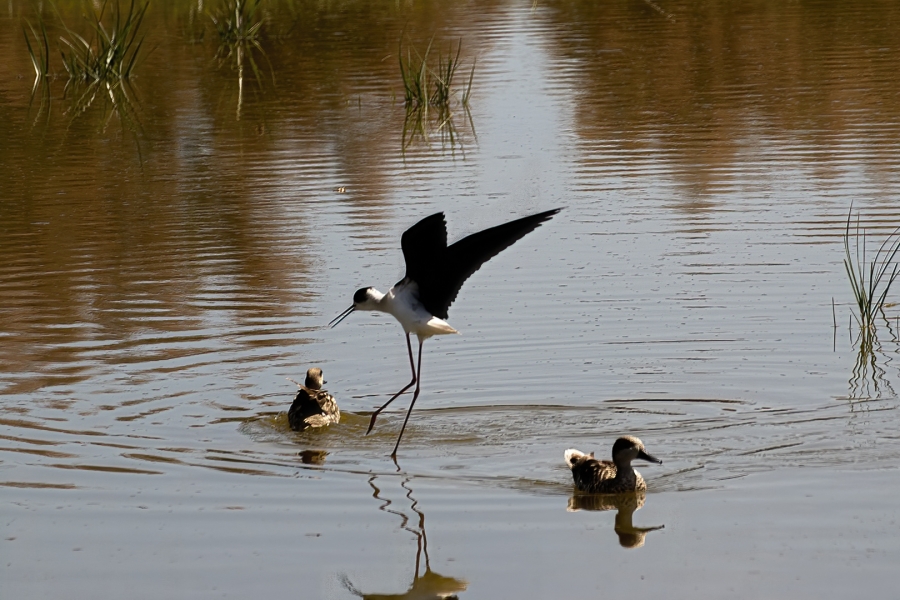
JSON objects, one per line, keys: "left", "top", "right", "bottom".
{"left": 564, "top": 436, "right": 662, "bottom": 494}
{"left": 288, "top": 368, "right": 340, "bottom": 431}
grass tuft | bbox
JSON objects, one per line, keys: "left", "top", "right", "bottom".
{"left": 210, "top": 0, "right": 264, "bottom": 45}
{"left": 842, "top": 207, "right": 900, "bottom": 336}
{"left": 400, "top": 37, "right": 474, "bottom": 111}
{"left": 399, "top": 36, "right": 476, "bottom": 151}
{"left": 57, "top": 0, "right": 150, "bottom": 83}
{"left": 209, "top": 0, "right": 274, "bottom": 89}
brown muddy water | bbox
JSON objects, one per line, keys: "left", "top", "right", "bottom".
{"left": 3, "top": 0, "right": 900, "bottom": 597}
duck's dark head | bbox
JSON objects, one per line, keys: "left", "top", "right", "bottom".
{"left": 304, "top": 367, "right": 325, "bottom": 390}
{"left": 612, "top": 436, "right": 662, "bottom": 466}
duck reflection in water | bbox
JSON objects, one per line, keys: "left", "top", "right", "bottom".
{"left": 568, "top": 491, "right": 664, "bottom": 549}
{"left": 342, "top": 476, "right": 467, "bottom": 600}
{"left": 288, "top": 368, "right": 340, "bottom": 431}
{"left": 297, "top": 449, "right": 328, "bottom": 465}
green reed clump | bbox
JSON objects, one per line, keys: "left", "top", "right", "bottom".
{"left": 843, "top": 208, "right": 900, "bottom": 334}
{"left": 432, "top": 40, "right": 476, "bottom": 107}
{"left": 56, "top": 0, "right": 149, "bottom": 82}
{"left": 400, "top": 38, "right": 474, "bottom": 110}
{"left": 210, "top": 0, "right": 264, "bottom": 45}
{"left": 208, "top": 0, "right": 275, "bottom": 92}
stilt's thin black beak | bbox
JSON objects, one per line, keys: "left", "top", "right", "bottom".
{"left": 637, "top": 449, "right": 662, "bottom": 465}
{"left": 329, "top": 305, "right": 355, "bottom": 328}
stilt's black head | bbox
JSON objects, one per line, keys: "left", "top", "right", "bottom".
{"left": 353, "top": 287, "right": 372, "bottom": 304}
{"left": 329, "top": 287, "right": 381, "bottom": 328}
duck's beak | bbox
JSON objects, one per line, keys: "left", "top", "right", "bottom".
{"left": 637, "top": 449, "right": 662, "bottom": 464}
{"left": 328, "top": 305, "right": 355, "bottom": 328}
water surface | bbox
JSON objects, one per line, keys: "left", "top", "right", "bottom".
{"left": 2, "top": 0, "right": 900, "bottom": 597}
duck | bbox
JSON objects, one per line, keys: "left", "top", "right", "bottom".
{"left": 288, "top": 368, "right": 340, "bottom": 431}
{"left": 564, "top": 435, "right": 662, "bottom": 494}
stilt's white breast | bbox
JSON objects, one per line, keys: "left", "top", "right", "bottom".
{"left": 385, "top": 280, "right": 459, "bottom": 339}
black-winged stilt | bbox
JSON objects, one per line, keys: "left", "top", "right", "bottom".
{"left": 329, "top": 208, "right": 561, "bottom": 457}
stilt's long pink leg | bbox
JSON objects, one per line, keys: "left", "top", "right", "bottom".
{"left": 391, "top": 338, "right": 424, "bottom": 458}
{"left": 367, "top": 333, "right": 417, "bottom": 435}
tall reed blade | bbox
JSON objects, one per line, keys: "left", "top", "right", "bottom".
{"left": 23, "top": 19, "right": 51, "bottom": 81}
{"left": 462, "top": 56, "right": 476, "bottom": 106}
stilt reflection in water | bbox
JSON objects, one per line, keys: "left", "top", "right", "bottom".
{"left": 341, "top": 475, "right": 467, "bottom": 599}
{"left": 567, "top": 492, "right": 665, "bottom": 549}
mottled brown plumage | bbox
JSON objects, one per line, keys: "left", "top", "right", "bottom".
{"left": 565, "top": 436, "right": 662, "bottom": 494}
{"left": 288, "top": 368, "right": 340, "bottom": 431}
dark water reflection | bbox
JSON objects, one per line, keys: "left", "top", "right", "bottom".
{"left": 544, "top": 0, "right": 900, "bottom": 199}
{"left": 568, "top": 491, "right": 665, "bottom": 549}
{"left": 3, "top": 0, "right": 900, "bottom": 597}
{"left": 341, "top": 476, "right": 467, "bottom": 600}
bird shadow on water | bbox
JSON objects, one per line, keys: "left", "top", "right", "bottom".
{"left": 340, "top": 475, "right": 468, "bottom": 600}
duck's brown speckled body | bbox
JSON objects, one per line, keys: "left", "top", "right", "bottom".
{"left": 565, "top": 436, "right": 661, "bottom": 494}
{"left": 288, "top": 368, "right": 340, "bottom": 431}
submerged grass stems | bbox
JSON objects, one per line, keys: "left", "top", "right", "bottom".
{"left": 209, "top": 0, "right": 274, "bottom": 92}
{"left": 57, "top": 0, "right": 149, "bottom": 83}
{"left": 848, "top": 330, "right": 894, "bottom": 400}
{"left": 843, "top": 208, "right": 900, "bottom": 336}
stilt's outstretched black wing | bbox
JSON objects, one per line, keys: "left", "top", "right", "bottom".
{"left": 401, "top": 212, "right": 449, "bottom": 291}
{"left": 401, "top": 208, "right": 561, "bottom": 319}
